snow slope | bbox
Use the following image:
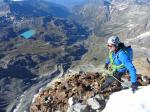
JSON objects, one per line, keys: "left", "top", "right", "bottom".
{"left": 102, "top": 86, "right": 150, "bottom": 112}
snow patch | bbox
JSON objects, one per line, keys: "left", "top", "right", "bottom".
{"left": 13, "top": 93, "right": 25, "bottom": 112}
{"left": 127, "top": 23, "right": 138, "bottom": 30}
{"left": 125, "top": 31, "right": 150, "bottom": 42}
{"left": 102, "top": 86, "right": 150, "bottom": 112}
{"left": 111, "top": 3, "right": 128, "bottom": 11}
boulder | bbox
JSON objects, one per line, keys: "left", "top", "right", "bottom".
{"left": 87, "top": 97, "right": 101, "bottom": 110}
{"left": 67, "top": 103, "right": 87, "bottom": 112}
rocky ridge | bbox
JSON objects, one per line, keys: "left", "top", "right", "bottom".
{"left": 30, "top": 70, "right": 150, "bottom": 112}
{"left": 30, "top": 72, "right": 107, "bottom": 112}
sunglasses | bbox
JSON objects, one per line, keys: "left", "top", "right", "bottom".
{"left": 107, "top": 44, "right": 114, "bottom": 47}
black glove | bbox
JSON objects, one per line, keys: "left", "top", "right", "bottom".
{"left": 104, "top": 64, "right": 109, "bottom": 70}
{"left": 131, "top": 82, "right": 138, "bottom": 93}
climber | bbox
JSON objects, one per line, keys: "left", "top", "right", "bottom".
{"left": 101, "top": 36, "right": 138, "bottom": 93}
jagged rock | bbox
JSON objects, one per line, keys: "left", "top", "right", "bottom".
{"left": 87, "top": 97, "right": 101, "bottom": 110}
{"left": 95, "top": 94, "right": 104, "bottom": 101}
{"left": 67, "top": 103, "right": 87, "bottom": 112}
{"left": 68, "top": 97, "right": 79, "bottom": 107}
{"left": 30, "top": 72, "right": 149, "bottom": 112}
{"left": 30, "top": 72, "right": 106, "bottom": 112}
{"left": 68, "top": 97, "right": 74, "bottom": 106}
{"left": 43, "top": 96, "right": 51, "bottom": 104}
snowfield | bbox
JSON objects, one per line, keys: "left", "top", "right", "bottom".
{"left": 102, "top": 86, "right": 150, "bottom": 112}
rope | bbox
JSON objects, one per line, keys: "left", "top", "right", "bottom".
{"left": 103, "top": 70, "right": 130, "bottom": 88}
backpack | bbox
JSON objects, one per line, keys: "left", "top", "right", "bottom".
{"left": 121, "top": 45, "right": 133, "bottom": 61}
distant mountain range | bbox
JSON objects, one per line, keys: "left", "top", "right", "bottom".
{"left": 45, "top": 0, "right": 86, "bottom": 9}
{"left": 0, "top": 0, "right": 71, "bottom": 17}
{"left": 72, "top": 0, "right": 150, "bottom": 43}
{"left": 1, "top": 0, "right": 87, "bottom": 9}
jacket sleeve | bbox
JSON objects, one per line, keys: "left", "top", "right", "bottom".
{"left": 118, "top": 51, "right": 137, "bottom": 83}
{"left": 106, "top": 56, "right": 110, "bottom": 65}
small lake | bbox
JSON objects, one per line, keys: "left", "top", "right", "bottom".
{"left": 20, "top": 30, "right": 36, "bottom": 39}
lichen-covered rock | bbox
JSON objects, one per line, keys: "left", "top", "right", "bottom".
{"left": 30, "top": 72, "right": 107, "bottom": 112}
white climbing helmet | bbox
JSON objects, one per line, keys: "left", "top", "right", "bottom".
{"left": 107, "top": 36, "right": 120, "bottom": 46}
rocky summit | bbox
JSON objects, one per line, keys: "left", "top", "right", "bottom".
{"left": 30, "top": 72, "right": 106, "bottom": 112}
{"left": 30, "top": 72, "right": 150, "bottom": 112}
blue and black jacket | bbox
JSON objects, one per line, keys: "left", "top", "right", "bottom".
{"left": 106, "top": 47, "right": 137, "bottom": 83}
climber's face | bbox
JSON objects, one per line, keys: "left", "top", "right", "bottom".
{"left": 107, "top": 44, "right": 116, "bottom": 52}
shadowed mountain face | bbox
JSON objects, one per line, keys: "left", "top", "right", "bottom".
{"left": 46, "top": 0, "right": 86, "bottom": 9}
{"left": 0, "top": 1, "right": 89, "bottom": 76}
{"left": 71, "top": 0, "right": 110, "bottom": 31}
{"left": 0, "top": 0, "right": 72, "bottom": 42}
{"left": 0, "top": 0, "right": 89, "bottom": 42}
{"left": 1, "top": 0, "right": 70, "bottom": 17}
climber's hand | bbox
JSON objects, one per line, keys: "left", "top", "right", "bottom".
{"left": 104, "top": 64, "right": 109, "bottom": 70}
{"left": 131, "top": 82, "right": 138, "bottom": 93}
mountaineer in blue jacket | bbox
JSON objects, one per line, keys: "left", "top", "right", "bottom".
{"left": 101, "top": 36, "right": 138, "bottom": 93}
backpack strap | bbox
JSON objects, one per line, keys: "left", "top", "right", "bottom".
{"left": 109, "top": 51, "right": 125, "bottom": 72}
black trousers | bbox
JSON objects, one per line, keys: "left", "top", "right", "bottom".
{"left": 101, "top": 72, "right": 124, "bottom": 90}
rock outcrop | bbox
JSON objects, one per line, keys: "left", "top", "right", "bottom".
{"left": 134, "top": 58, "right": 150, "bottom": 77}
{"left": 30, "top": 72, "right": 107, "bottom": 112}
{"left": 30, "top": 71, "right": 150, "bottom": 112}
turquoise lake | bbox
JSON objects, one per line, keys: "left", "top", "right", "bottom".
{"left": 20, "top": 30, "right": 36, "bottom": 39}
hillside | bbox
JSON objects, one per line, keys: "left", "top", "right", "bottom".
{"left": 0, "top": 1, "right": 90, "bottom": 111}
